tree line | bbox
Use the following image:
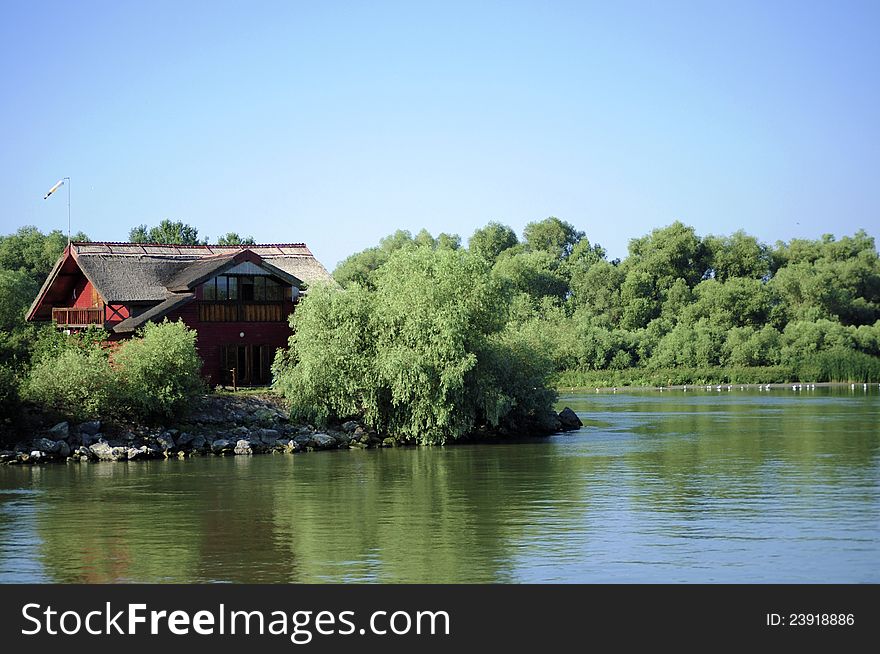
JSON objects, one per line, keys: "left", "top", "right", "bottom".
{"left": 330, "top": 218, "right": 880, "bottom": 386}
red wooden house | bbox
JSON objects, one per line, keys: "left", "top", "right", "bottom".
{"left": 26, "top": 242, "right": 333, "bottom": 386}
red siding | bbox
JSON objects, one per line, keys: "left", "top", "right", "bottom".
{"left": 165, "top": 299, "right": 295, "bottom": 386}
{"left": 71, "top": 278, "right": 95, "bottom": 308}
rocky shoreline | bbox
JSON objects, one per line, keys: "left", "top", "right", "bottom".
{"left": 0, "top": 395, "right": 584, "bottom": 465}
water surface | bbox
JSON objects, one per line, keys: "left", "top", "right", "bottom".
{"left": 1, "top": 388, "right": 878, "bottom": 583}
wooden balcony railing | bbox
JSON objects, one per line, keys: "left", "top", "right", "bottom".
{"left": 52, "top": 307, "right": 104, "bottom": 327}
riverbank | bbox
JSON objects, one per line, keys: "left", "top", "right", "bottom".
{"left": 557, "top": 381, "right": 880, "bottom": 393}
{"left": 0, "top": 394, "right": 583, "bottom": 465}
{"left": 554, "top": 363, "right": 880, "bottom": 389}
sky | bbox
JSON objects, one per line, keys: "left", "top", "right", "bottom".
{"left": 1, "top": 0, "right": 878, "bottom": 269}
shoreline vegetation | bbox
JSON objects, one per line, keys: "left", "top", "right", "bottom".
{"left": 2, "top": 219, "right": 879, "bottom": 450}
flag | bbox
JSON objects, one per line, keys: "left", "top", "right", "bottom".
{"left": 44, "top": 179, "right": 65, "bottom": 199}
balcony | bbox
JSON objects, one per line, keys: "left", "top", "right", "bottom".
{"left": 52, "top": 307, "right": 104, "bottom": 328}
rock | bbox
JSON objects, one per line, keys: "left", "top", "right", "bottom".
{"left": 253, "top": 408, "right": 277, "bottom": 426}
{"left": 348, "top": 440, "right": 368, "bottom": 449}
{"left": 341, "top": 421, "right": 359, "bottom": 433}
{"left": 382, "top": 437, "right": 396, "bottom": 447}
{"left": 311, "top": 433, "right": 337, "bottom": 449}
{"left": 176, "top": 432, "right": 195, "bottom": 446}
{"left": 48, "top": 421, "right": 69, "bottom": 439}
{"left": 89, "top": 442, "right": 127, "bottom": 461}
{"left": 78, "top": 420, "right": 101, "bottom": 436}
{"left": 55, "top": 441, "right": 71, "bottom": 458}
{"left": 231, "top": 426, "right": 249, "bottom": 436}
{"left": 292, "top": 434, "right": 312, "bottom": 448}
{"left": 557, "top": 407, "right": 583, "bottom": 430}
{"left": 284, "top": 439, "right": 301, "bottom": 453}
{"left": 29, "top": 450, "right": 45, "bottom": 461}
{"left": 156, "top": 433, "right": 176, "bottom": 451}
{"left": 126, "top": 446, "right": 149, "bottom": 460}
{"left": 0, "top": 450, "right": 15, "bottom": 463}
{"left": 234, "top": 439, "right": 253, "bottom": 455}
{"left": 190, "top": 436, "right": 207, "bottom": 451}
{"left": 211, "top": 438, "right": 234, "bottom": 454}
{"left": 32, "top": 437, "right": 59, "bottom": 453}
{"left": 258, "top": 428, "right": 280, "bottom": 445}
{"left": 81, "top": 432, "right": 102, "bottom": 447}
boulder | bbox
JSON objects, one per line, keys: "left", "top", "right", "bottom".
{"left": 234, "top": 439, "right": 253, "bottom": 455}
{"left": 190, "top": 436, "right": 207, "bottom": 451}
{"left": 126, "top": 446, "right": 149, "bottom": 460}
{"left": 176, "top": 432, "right": 195, "bottom": 446}
{"left": 32, "top": 437, "right": 59, "bottom": 454}
{"left": 48, "top": 421, "right": 69, "bottom": 440}
{"left": 89, "top": 442, "right": 126, "bottom": 461}
{"left": 211, "top": 438, "right": 234, "bottom": 454}
{"left": 292, "top": 434, "right": 312, "bottom": 449}
{"left": 341, "top": 421, "right": 359, "bottom": 433}
{"left": 156, "top": 433, "right": 176, "bottom": 451}
{"left": 81, "top": 432, "right": 102, "bottom": 447}
{"left": 557, "top": 407, "right": 583, "bottom": 431}
{"left": 381, "top": 437, "right": 396, "bottom": 447}
{"left": 258, "top": 428, "right": 280, "bottom": 445}
{"left": 78, "top": 420, "right": 101, "bottom": 436}
{"left": 311, "top": 433, "right": 337, "bottom": 449}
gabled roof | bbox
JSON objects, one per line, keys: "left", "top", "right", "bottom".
{"left": 27, "top": 241, "right": 333, "bottom": 323}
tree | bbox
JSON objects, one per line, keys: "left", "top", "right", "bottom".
{"left": 129, "top": 220, "right": 204, "bottom": 245}
{"left": 703, "top": 230, "right": 773, "bottom": 281}
{"left": 0, "top": 226, "right": 89, "bottom": 283}
{"left": 469, "top": 221, "right": 518, "bottom": 263}
{"left": 216, "top": 232, "right": 256, "bottom": 246}
{"left": 523, "top": 216, "right": 585, "bottom": 260}
{"left": 275, "top": 246, "right": 557, "bottom": 444}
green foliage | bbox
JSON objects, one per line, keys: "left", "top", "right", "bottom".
{"left": 0, "top": 226, "right": 89, "bottom": 282}
{"left": 113, "top": 320, "right": 206, "bottom": 419}
{"left": 276, "top": 247, "right": 557, "bottom": 444}
{"left": 468, "top": 221, "right": 519, "bottom": 263}
{"left": 0, "top": 365, "right": 21, "bottom": 425}
{"left": 23, "top": 348, "right": 114, "bottom": 422}
{"left": 216, "top": 232, "right": 256, "bottom": 245}
{"left": 333, "top": 221, "right": 880, "bottom": 387}
{"left": 129, "top": 220, "right": 205, "bottom": 245}
{"left": 523, "top": 216, "right": 584, "bottom": 259}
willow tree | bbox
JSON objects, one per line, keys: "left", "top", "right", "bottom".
{"left": 273, "top": 246, "right": 557, "bottom": 444}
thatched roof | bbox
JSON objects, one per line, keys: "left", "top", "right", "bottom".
{"left": 72, "top": 242, "right": 331, "bottom": 302}
{"left": 27, "top": 242, "right": 333, "bottom": 325}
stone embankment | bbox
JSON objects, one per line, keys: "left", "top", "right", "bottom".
{"left": 1, "top": 395, "right": 583, "bottom": 465}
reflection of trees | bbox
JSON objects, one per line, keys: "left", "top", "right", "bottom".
{"left": 564, "top": 392, "right": 880, "bottom": 515}
{"left": 23, "top": 443, "right": 594, "bottom": 583}
{"left": 271, "top": 444, "right": 597, "bottom": 582}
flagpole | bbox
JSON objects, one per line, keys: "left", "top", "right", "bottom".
{"left": 66, "top": 177, "right": 71, "bottom": 245}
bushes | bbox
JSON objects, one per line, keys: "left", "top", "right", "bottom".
{"left": 24, "top": 348, "right": 115, "bottom": 422}
{"left": 22, "top": 320, "right": 205, "bottom": 422}
{"left": 0, "top": 365, "right": 21, "bottom": 425}
{"left": 113, "top": 320, "right": 206, "bottom": 419}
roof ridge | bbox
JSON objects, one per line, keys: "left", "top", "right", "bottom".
{"left": 72, "top": 241, "right": 309, "bottom": 248}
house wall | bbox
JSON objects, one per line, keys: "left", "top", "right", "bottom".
{"left": 70, "top": 277, "right": 97, "bottom": 308}
{"left": 165, "top": 298, "right": 295, "bottom": 386}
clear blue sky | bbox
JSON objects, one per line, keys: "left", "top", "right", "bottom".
{"left": 1, "top": 0, "right": 877, "bottom": 268}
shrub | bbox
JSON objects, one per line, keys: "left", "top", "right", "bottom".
{"left": 274, "top": 247, "right": 557, "bottom": 444}
{"left": 23, "top": 348, "right": 114, "bottom": 421}
{"left": 0, "top": 365, "right": 21, "bottom": 427}
{"left": 114, "top": 320, "right": 206, "bottom": 419}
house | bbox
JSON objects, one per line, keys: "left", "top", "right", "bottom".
{"left": 26, "top": 242, "right": 333, "bottom": 386}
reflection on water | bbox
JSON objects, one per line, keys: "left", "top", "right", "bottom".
{"left": 1, "top": 388, "right": 878, "bottom": 583}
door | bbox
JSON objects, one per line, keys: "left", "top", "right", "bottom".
{"left": 221, "top": 344, "right": 273, "bottom": 386}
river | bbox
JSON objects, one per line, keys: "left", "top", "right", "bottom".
{"left": 1, "top": 387, "right": 878, "bottom": 583}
